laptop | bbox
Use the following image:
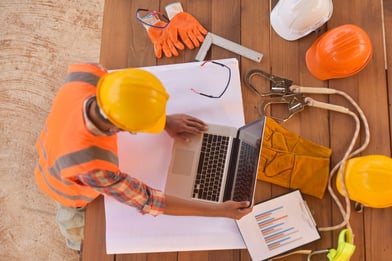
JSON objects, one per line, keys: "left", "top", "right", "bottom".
{"left": 165, "top": 117, "right": 265, "bottom": 206}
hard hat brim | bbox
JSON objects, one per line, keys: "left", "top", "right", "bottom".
{"left": 270, "top": 7, "right": 304, "bottom": 41}
{"left": 305, "top": 37, "right": 330, "bottom": 80}
{"left": 270, "top": 0, "right": 333, "bottom": 42}
{"left": 140, "top": 113, "right": 166, "bottom": 134}
{"left": 96, "top": 68, "right": 169, "bottom": 134}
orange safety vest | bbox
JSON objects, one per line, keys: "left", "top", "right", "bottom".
{"left": 35, "top": 63, "right": 120, "bottom": 208}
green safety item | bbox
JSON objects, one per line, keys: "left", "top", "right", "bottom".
{"left": 327, "top": 229, "right": 356, "bottom": 261}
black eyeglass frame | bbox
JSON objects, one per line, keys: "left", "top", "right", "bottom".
{"left": 191, "top": 60, "right": 232, "bottom": 99}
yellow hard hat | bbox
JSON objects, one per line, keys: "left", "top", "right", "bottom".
{"left": 96, "top": 68, "right": 169, "bottom": 133}
{"left": 336, "top": 155, "right": 392, "bottom": 208}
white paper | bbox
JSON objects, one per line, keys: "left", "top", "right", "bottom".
{"left": 105, "top": 58, "right": 247, "bottom": 254}
{"left": 236, "top": 190, "right": 320, "bottom": 261}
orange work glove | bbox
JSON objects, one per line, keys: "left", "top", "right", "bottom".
{"left": 165, "top": 3, "right": 208, "bottom": 49}
{"left": 146, "top": 20, "right": 184, "bottom": 58}
{"left": 168, "top": 12, "right": 208, "bottom": 49}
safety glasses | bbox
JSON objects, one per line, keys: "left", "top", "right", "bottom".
{"left": 191, "top": 60, "right": 232, "bottom": 99}
{"left": 136, "top": 8, "right": 169, "bottom": 29}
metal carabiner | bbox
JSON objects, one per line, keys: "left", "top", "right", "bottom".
{"left": 257, "top": 93, "right": 307, "bottom": 122}
{"left": 244, "top": 69, "right": 293, "bottom": 96}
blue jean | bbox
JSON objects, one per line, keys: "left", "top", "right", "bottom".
{"left": 55, "top": 203, "right": 86, "bottom": 251}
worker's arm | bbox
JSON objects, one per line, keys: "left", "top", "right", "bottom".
{"left": 163, "top": 194, "right": 252, "bottom": 220}
{"left": 77, "top": 170, "right": 252, "bottom": 219}
{"left": 165, "top": 114, "right": 208, "bottom": 141}
{"left": 77, "top": 170, "right": 166, "bottom": 216}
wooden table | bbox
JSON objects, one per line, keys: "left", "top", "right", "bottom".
{"left": 82, "top": 1, "right": 392, "bottom": 260}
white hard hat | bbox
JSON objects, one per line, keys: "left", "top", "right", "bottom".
{"left": 270, "top": 0, "right": 333, "bottom": 41}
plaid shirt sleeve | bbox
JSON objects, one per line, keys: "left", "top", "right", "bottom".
{"left": 76, "top": 170, "right": 166, "bottom": 216}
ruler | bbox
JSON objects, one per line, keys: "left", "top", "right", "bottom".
{"left": 195, "top": 32, "right": 263, "bottom": 63}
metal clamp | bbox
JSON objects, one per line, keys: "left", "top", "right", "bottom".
{"left": 244, "top": 69, "right": 293, "bottom": 96}
{"left": 257, "top": 93, "right": 307, "bottom": 122}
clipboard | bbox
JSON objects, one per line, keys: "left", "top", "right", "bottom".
{"left": 236, "top": 190, "right": 320, "bottom": 261}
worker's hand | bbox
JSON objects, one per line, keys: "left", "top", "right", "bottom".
{"left": 167, "top": 12, "right": 208, "bottom": 49}
{"left": 147, "top": 21, "right": 185, "bottom": 58}
{"left": 165, "top": 114, "right": 208, "bottom": 142}
{"left": 218, "top": 201, "right": 253, "bottom": 220}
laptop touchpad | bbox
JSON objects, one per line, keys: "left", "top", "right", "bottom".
{"left": 172, "top": 149, "right": 194, "bottom": 176}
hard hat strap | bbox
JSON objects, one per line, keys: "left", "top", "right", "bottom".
{"left": 94, "top": 99, "right": 112, "bottom": 125}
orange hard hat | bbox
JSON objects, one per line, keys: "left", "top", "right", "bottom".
{"left": 306, "top": 24, "right": 372, "bottom": 80}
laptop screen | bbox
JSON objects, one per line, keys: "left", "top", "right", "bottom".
{"left": 237, "top": 117, "right": 265, "bottom": 148}
{"left": 224, "top": 117, "right": 265, "bottom": 203}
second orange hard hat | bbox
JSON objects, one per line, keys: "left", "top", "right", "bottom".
{"left": 306, "top": 24, "right": 373, "bottom": 80}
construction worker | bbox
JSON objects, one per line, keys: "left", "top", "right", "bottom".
{"left": 34, "top": 63, "right": 252, "bottom": 251}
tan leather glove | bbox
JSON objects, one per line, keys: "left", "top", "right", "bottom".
{"left": 258, "top": 117, "right": 332, "bottom": 199}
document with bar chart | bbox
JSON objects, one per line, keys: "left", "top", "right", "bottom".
{"left": 236, "top": 190, "right": 320, "bottom": 260}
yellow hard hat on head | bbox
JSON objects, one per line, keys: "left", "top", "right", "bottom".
{"left": 337, "top": 155, "right": 392, "bottom": 208}
{"left": 96, "top": 68, "right": 169, "bottom": 133}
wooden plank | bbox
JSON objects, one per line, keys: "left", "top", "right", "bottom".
{"left": 82, "top": 196, "right": 114, "bottom": 261}
{"left": 147, "top": 252, "right": 178, "bottom": 261}
{"left": 157, "top": 0, "right": 185, "bottom": 66}
{"left": 116, "top": 253, "right": 148, "bottom": 261}
{"left": 239, "top": 0, "right": 272, "bottom": 216}
{"left": 183, "top": 0, "right": 211, "bottom": 62}
{"left": 208, "top": 1, "right": 242, "bottom": 259}
{"left": 178, "top": 250, "right": 241, "bottom": 261}
{"left": 362, "top": 0, "right": 392, "bottom": 245}
{"left": 128, "top": 0, "right": 159, "bottom": 68}
{"left": 207, "top": 249, "right": 240, "bottom": 261}
{"left": 384, "top": 0, "right": 392, "bottom": 149}
{"left": 240, "top": 0, "right": 271, "bottom": 123}
{"left": 267, "top": 1, "right": 333, "bottom": 260}
{"left": 178, "top": 251, "right": 209, "bottom": 261}
{"left": 100, "top": 0, "right": 133, "bottom": 69}
{"left": 328, "top": 1, "right": 391, "bottom": 261}
{"left": 130, "top": 0, "right": 181, "bottom": 255}
{"left": 210, "top": 0, "right": 241, "bottom": 61}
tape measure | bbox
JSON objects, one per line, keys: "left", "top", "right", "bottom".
{"left": 195, "top": 32, "right": 263, "bottom": 63}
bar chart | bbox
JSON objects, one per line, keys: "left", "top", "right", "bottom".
{"left": 255, "top": 206, "right": 302, "bottom": 251}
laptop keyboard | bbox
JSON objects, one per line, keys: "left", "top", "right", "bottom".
{"left": 192, "top": 133, "right": 229, "bottom": 202}
{"left": 232, "top": 142, "right": 258, "bottom": 202}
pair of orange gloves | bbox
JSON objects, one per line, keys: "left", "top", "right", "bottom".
{"left": 143, "top": 3, "right": 208, "bottom": 58}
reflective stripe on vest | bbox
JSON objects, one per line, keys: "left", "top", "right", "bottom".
{"left": 64, "top": 71, "right": 100, "bottom": 86}
{"left": 36, "top": 125, "right": 119, "bottom": 206}
{"left": 38, "top": 131, "right": 118, "bottom": 180}
{"left": 36, "top": 163, "right": 93, "bottom": 203}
